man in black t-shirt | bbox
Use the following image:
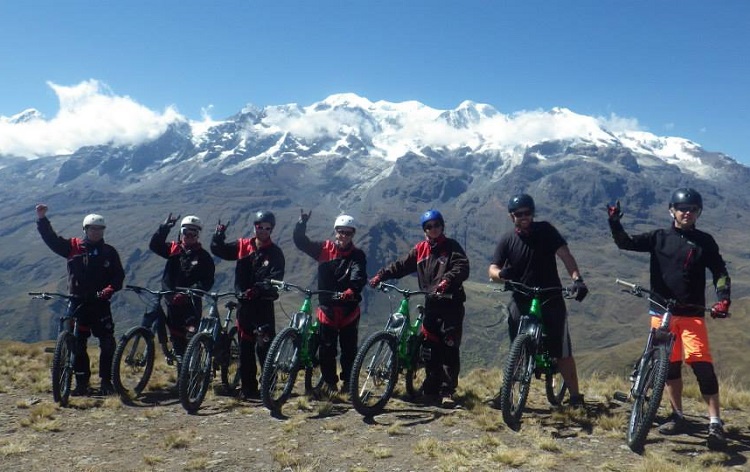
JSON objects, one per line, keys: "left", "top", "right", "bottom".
{"left": 488, "top": 194, "right": 588, "bottom": 407}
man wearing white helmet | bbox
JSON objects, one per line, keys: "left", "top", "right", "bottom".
{"left": 149, "top": 213, "right": 215, "bottom": 360}
{"left": 35, "top": 204, "right": 125, "bottom": 396}
{"left": 294, "top": 209, "right": 367, "bottom": 395}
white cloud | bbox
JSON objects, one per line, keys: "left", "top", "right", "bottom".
{"left": 595, "top": 113, "right": 642, "bottom": 133}
{"left": 0, "top": 79, "right": 184, "bottom": 158}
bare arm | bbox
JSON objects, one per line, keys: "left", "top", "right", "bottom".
{"left": 556, "top": 245, "right": 582, "bottom": 281}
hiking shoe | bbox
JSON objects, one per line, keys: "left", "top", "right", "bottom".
{"left": 71, "top": 384, "right": 90, "bottom": 397}
{"left": 240, "top": 388, "right": 261, "bottom": 400}
{"left": 440, "top": 394, "right": 457, "bottom": 409}
{"left": 707, "top": 422, "right": 727, "bottom": 450}
{"left": 99, "top": 380, "right": 116, "bottom": 396}
{"left": 658, "top": 413, "right": 688, "bottom": 435}
{"left": 568, "top": 394, "right": 585, "bottom": 408}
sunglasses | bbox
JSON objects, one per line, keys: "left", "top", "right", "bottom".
{"left": 423, "top": 223, "right": 442, "bottom": 231}
{"left": 512, "top": 210, "right": 533, "bottom": 218}
{"left": 673, "top": 204, "right": 699, "bottom": 213}
{"left": 255, "top": 225, "right": 273, "bottom": 232}
{"left": 336, "top": 229, "right": 354, "bottom": 237}
{"left": 181, "top": 228, "right": 199, "bottom": 236}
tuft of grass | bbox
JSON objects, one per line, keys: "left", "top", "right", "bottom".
{"left": 184, "top": 457, "right": 209, "bottom": 470}
{"left": 143, "top": 455, "right": 164, "bottom": 466}
{"left": 164, "top": 430, "right": 193, "bottom": 450}
{"left": 0, "top": 440, "right": 32, "bottom": 457}
{"left": 364, "top": 444, "right": 393, "bottom": 459}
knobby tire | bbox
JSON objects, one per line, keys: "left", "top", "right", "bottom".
{"left": 178, "top": 332, "right": 214, "bottom": 413}
{"left": 51, "top": 331, "right": 75, "bottom": 407}
{"left": 220, "top": 326, "right": 241, "bottom": 393}
{"left": 350, "top": 331, "right": 399, "bottom": 417}
{"left": 545, "top": 362, "right": 568, "bottom": 406}
{"left": 260, "top": 327, "right": 300, "bottom": 413}
{"left": 112, "top": 326, "right": 155, "bottom": 401}
{"left": 500, "top": 333, "right": 534, "bottom": 427}
{"left": 627, "top": 344, "right": 669, "bottom": 452}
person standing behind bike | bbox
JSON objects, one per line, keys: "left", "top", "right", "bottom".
{"left": 607, "top": 188, "right": 731, "bottom": 450}
{"left": 294, "top": 210, "right": 367, "bottom": 395}
{"left": 149, "top": 214, "right": 215, "bottom": 361}
{"left": 211, "top": 211, "right": 285, "bottom": 399}
{"left": 35, "top": 204, "right": 125, "bottom": 396}
{"left": 369, "top": 209, "right": 470, "bottom": 408}
{"left": 488, "top": 193, "right": 588, "bottom": 407}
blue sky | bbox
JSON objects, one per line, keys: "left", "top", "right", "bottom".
{"left": 1, "top": 1, "right": 748, "bottom": 163}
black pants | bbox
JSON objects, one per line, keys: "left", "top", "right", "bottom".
{"left": 167, "top": 301, "right": 202, "bottom": 357}
{"left": 421, "top": 301, "right": 465, "bottom": 396}
{"left": 319, "top": 319, "right": 359, "bottom": 386}
{"left": 65, "top": 299, "right": 115, "bottom": 387}
{"left": 237, "top": 300, "right": 275, "bottom": 394}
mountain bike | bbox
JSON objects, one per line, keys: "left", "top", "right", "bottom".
{"left": 612, "top": 279, "right": 717, "bottom": 452}
{"left": 497, "top": 280, "right": 573, "bottom": 427}
{"left": 349, "top": 283, "right": 447, "bottom": 417}
{"left": 30, "top": 291, "right": 82, "bottom": 407}
{"left": 111, "top": 285, "right": 178, "bottom": 401}
{"left": 176, "top": 287, "right": 240, "bottom": 413}
{"left": 260, "top": 280, "right": 340, "bottom": 414}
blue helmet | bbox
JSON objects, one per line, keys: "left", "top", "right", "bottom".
{"left": 420, "top": 209, "right": 444, "bottom": 229}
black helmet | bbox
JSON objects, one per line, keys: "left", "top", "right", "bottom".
{"left": 669, "top": 188, "right": 703, "bottom": 210}
{"left": 253, "top": 210, "right": 276, "bottom": 227}
{"left": 508, "top": 194, "right": 535, "bottom": 213}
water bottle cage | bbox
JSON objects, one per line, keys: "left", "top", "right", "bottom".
{"left": 292, "top": 311, "right": 308, "bottom": 331}
{"left": 385, "top": 313, "right": 406, "bottom": 335}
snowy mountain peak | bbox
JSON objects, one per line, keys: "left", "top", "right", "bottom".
{"left": 4, "top": 108, "right": 44, "bottom": 124}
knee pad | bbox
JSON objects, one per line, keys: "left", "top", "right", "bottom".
{"left": 690, "top": 361, "right": 719, "bottom": 395}
{"left": 667, "top": 361, "right": 682, "bottom": 380}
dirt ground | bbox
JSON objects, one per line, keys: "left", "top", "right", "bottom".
{"left": 3, "top": 370, "right": 750, "bottom": 472}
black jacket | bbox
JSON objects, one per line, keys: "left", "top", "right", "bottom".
{"left": 211, "top": 234, "right": 285, "bottom": 299}
{"left": 149, "top": 224, "right": 215, "bottom": 293}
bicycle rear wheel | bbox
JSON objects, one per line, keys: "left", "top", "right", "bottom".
{"left": 545, "top": 361, "right": 568, "bottom": 406}
{"left": 499, "top": 333, "right": 534, "bottom": 427}
{"left": 627, "top": 345, "right": 669, "bottom": 452}
{"left": 220, "top": 326, "right": 241, "bottom": 393}
{"left": 260, "top": 327, "right": 300, "bottom": 413}
{"left": 178, "top": 332, "right": 214, "bottom": 413}
{"left": 51, "top": 331, "right": 75, "bottom": 406}
{"left": 350, "top": 331, "right": 399, "bottom": 417}
{"left": 404, "top": 334, "right": 427, "bottom": 399}
{"left": 112, "top": 326, "right": 155, "bottom": 400}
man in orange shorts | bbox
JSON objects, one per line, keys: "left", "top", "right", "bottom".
{"left": 607, "top": 188, "right": 731, "bottom": 450}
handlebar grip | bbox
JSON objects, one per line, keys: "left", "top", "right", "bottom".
{"left": 269, "top": 279, "right": 284, "bottom": 286}
{"left": 615, "top": 279, "right": 637, "bottom": 289}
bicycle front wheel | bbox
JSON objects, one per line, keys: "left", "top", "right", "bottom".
{"left": 499, "top": 333, "right": 535, "bottom": 427}
{"left": 627, "top": 345, "right": 669, "bottom": 452}
{"left": 545, "top": 361, "right": 568, "bottom": 406}
{"left": 178, "top": 333, "right": 214, "bottom": 413}
{"left": 220, "top": 327, "right": 241, "bottom": 393}
{"left": 112, "top": 326, "right": 155, "bottom": 401}
{"left": 51, "top": 331, "right": 75, "bottom": 406}
{"left": 260, "top": 327, "right": 300, "bottom": 413}
{"left": 350, "top": 331, "right": 399, "bottom": 417}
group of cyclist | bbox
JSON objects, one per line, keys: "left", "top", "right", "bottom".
{"left": 34, "top": 185, "right": 732, "bottom": 449}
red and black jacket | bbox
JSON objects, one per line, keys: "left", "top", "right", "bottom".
{"left": 293, "top": 220, "right": 367, "bottom": 308}
{"left": 211, "top": 234, "right": 285, "bottom": 299}
{"left": 37, "top": 217, "right": 125, "bottom": 298}
{"left": 150, "top": 224, "right": 215, "bottom": 294}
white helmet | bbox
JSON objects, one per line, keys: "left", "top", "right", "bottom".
{"left": 333, "top": 214, "right": 356, "bottom": 231}
{"left": 82, "top": 214, "right": 106, "bottom": 229}
{"left": 180, "top": 215, "right": 203, "bottom": 231}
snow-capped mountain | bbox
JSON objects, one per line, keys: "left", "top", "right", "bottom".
{"left": 1, "top": 93, "right": 749, "bottom": 346}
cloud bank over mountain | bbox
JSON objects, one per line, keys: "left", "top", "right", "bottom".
{"left": 1, "top": 80, "right": 655, "bottom": 161}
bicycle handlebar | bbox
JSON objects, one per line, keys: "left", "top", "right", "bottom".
{"left": 28, "top": 292, "right": 77, "bottom": 301}
{"left": 498, "top": 280, "right": 573, "bottom": 299}
{"left": 125, "top": 285, "right": 176, "bottom": 296}
{"left": 175, "top": 287, "right": 239, "bottom": 301}
{"left": 269, "top": 279, "right": 342, "bottom": 298}
{"left": 375, "top": 282, "right": 453, "bottom": 300}
{"left": 615, "top": 279, "right": 719, "bottom": 316}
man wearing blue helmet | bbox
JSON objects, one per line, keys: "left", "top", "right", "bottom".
{"left": 488, "top": 193, "right": 588, "bottom": 407}
{"left": 370, "top": 209, "right": 470, "bottom": 408}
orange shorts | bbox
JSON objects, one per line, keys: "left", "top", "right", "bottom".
{"left": 650, "top": 314, "right": 712, "bottom": 364}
